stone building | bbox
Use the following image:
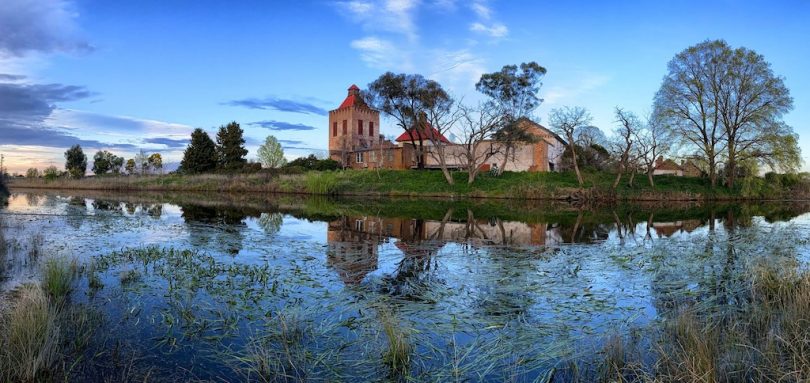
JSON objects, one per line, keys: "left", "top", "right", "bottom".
{"left": 327, "top": 84, "right": 566, "bottom": 172}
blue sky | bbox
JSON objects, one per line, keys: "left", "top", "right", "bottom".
{"left": 1, "top": 0, "right": 808, "bottom": 173}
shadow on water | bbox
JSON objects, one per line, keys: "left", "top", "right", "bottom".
{"left": 2, "top": 188, "right": 810, "bottom": 381}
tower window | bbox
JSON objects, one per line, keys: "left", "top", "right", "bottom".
{"left": 358, "top": 120, "right": 363, "bottom": 135}
{"left": 332, "top": 122, "right": 337, "bottom": 137}
{"left": 369, "top": 122, "right": 374, "bottom": 137}
{"left": 342, "top": 120, "right": 347, "bottom": 135}
{"left": 356, "top": 152, "right": 364, "bottom": 163}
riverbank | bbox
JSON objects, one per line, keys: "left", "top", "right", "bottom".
{"left": 7, "top": 169, "right": 807, "bottom": 201}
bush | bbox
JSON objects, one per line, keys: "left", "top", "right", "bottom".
{"left": 285, "top": 155, "right": 341, "bottom": 171}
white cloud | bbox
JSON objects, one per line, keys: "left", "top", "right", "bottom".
{"left": 350, "top": 36, "right": 413, "bottom": 71}
{"left": 470, "top": 22, "right": 508, "bottom": 38}
{"left": 543, "top": 72, "right": 611, "bottom": 106}
{"left": 428, "top": 49, "right": 487, "bottom": 93}
{"left": 470, "top": 2, "right": 491, "bottom": 19}
{"left": 336, "top": 0, "right": 421, "bottom": 41}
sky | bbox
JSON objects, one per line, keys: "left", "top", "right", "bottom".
{"left": 1, "top": 0, "right": 809, "bottom": 174}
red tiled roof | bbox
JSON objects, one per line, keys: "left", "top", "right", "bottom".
{"left": 337, "top": 84, "right": 367, "bottom": 109}
{"left": 395, "top": 123, "right": 450, "bottom": 143}
{"left": 338, "top": 94, "right": 360, "bottom": 109}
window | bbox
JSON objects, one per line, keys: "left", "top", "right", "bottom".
{"left": 342, "top": 120, "right": 347, "bottom": 135}
{"left": 370, "top": 151, "right": 376, "bottom": 162}
{"left": 356, "top": 152, "right": 364, "bottom": 163}
{"left": 358, "top": 120, "right": 363, "bottom": 135}
{"left": 355, "top": 220, "right": 364, "bottom": 232}
{"left": 369, "top": 122, "right": 374, "bottom": 137}
{"left": 386, "top": 150, "right": 394, "bottom": 162}
{"left": 332, "top": 122, "right": 337, "bottom": 136}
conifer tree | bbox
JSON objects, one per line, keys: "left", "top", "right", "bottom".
{"left": 180, "top": 128, "right": 218, "bottom": 173}
{"left": 215, "top": 121, "right": 248, "bottom": 169}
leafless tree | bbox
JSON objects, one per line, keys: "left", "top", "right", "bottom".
{"left": 548, "top": 106, "right": 593, "bottom": 187}
{"left": 610, "top": 108, "right": 640, "bottom": 190}
{"left": 634, "top": 112, "right": 672, "bottom": 188}
{"left": 423, "top": 98, "right": 463, "bottom": 185}
{"left": 453, "top": 103, "right": 504, "bottom": 184}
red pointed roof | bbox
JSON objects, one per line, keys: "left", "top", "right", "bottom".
{"left": 337, "top": 84, "right": 367, "bottom": 109}
{"left": 395, "top": 122, "right": 450, "bottom": 143}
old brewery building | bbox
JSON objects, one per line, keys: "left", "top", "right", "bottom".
{"left": 328, "top": 84, "right": 567, "bottom": 172}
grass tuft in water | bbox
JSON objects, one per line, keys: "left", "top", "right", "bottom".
{"left": 41, "top": 256, "right": 77, "bottom": 301}
{"left": 0, "top": 283, "right": 61, "bottom": 382}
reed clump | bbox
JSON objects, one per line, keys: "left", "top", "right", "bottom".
{"left": 41, "top": 256, "right": 77, "bottom": 301}
{"left": 0, "top": 284, "right": 61, "bottom": 382}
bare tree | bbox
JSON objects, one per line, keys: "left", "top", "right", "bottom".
{"left": 634, "top": 112, "right": 672, "bottom": 188}
{"left": 423, "top": 98, "right": 462, "bottom": 184}
{"left": 548, "top": 106, "right": 593, "bottom": 187}
{"left": 454, "top": 103, "right": 504, "bottom": 184}
{"left": 610, "top": 108, "right": 639, "bottom": 190}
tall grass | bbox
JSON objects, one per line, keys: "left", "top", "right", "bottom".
{"left": 41, "top": 256, "right": 77, "bottom": 301}
{"left": 0, "top": 284, "right": 61, "bottom": 382}
{"left": 377, "top": 307, "right": 412, "bottom": 378}
{"left": 305, "top": 171, "right": 340, "bottom": 195}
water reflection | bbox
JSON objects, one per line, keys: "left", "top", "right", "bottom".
{"left": 2, "top": 190, "right": 810, "bottom": 381}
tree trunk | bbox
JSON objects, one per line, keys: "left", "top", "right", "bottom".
{"left": 647, "top": 168, "right": 655, "bottom": 188}
{"left": 570, "top": 143, "right": 584, "bottom": 186}
{"left": 726, "top": 157, "right": 736, "bottom": 189}
{"left": 627, "top": 169, "right": 636, "bottom": 187}
{"left": 612, "top": 166, "right": 623, "bottom": 190}
{"left": 498, "top": 145, "right": 511, "bottom": 175}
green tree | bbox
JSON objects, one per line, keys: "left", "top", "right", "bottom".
{"left": 367, "top": 72, "right": 451, "bottom": 171}
{"left": 43, "top": 165, "right": 60, "bottom": 181}
{"left": 654, "top": 40, "right": 796, "bottom": 188}
{"left": 148, "top": 153, "right": 163, "bottom": 174}
{"left": 257, "top": 135, "right": 286, "bottom": 168}
{"left": 25, "top": 168, "right": 40, "bottom": 178}
{"left": 476, "top": 62, "right": 547, "bottom": 174}
{"left": 64, "top": 145, "right": 87, "bottom": 178}
{"left": 180, "top": 128, "right": 218, "bottom": 173}
{"left": 92, "top": 150, "right": 123, "bottom": 175}
{"left": 125, "top": 159, "right": 136, "bottom": 175}
{"left": 216, "top": 121, "right": 248, "bottom": 169}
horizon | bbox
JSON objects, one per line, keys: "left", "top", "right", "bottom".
{"left": 1, "top": 0, "right": 809, "bottom": 174}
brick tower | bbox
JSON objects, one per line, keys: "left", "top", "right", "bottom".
{"left": 328, "top": 84, "right": 380, "bottom": 164}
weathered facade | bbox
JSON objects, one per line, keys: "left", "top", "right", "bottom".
{"left": 328, "top": 85, "right": 566, "bottom": 172}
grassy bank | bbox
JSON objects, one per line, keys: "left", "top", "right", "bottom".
{"left": 8, "top": 169, "right": 808, "bottom": 201}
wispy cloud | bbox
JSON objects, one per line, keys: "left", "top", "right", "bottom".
{"left": 143, "top": 137, "right": 189, "bottom": 148}
{"left": 543, "top": 72, "right": 611, "bottom": 106}
{"left": 0, "top": 73, "right": 25, "bottom": 81}
{"left": 470, "top": 1, "right": 491, "bottom": 19}
{"left": 224, "top": 97, "right": 327, "bottom": 115}
{"left": 350, "top": 36, "right": 413, "bottom": 70}
{"left": 336, "top": 0, "right": 421, "bottom": 41}
{"left": 249, "top": 120, "right": 318, "bottom": 131}
{"left": 0, "top": 0, "right": 92, "bottom": 58}
{"left": 470, "top": 22, "right": 508, "bottom": 38}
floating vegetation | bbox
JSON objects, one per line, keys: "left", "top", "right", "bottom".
{"left": 1, "top": 191, "right": 810, "bottom": 381}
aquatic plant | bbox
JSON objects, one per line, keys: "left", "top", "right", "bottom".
{"left": 0, "top": 284, "right": 60, "bottom": 382}
{"left": 41, "top": 256, "right": 77, "bottom": 301}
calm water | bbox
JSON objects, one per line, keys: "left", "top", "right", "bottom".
{"left": 1, "top": 189, "right": 810, "bottom": 381}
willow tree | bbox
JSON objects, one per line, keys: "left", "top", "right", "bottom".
{"left": 476, "top": 62, "right": 546, "bottom": 175}
{"left": 654, "top": 40, "right": 795, "bottom": 188}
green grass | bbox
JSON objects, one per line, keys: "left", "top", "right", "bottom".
{"left": 41, "top": 257, "right": 77, "bottom": 301}
{"left": 10, "top": 169, "right": 803, "bottom": 201}
{"left": 0, "top": 284, "right": 60, "bottom": 382}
